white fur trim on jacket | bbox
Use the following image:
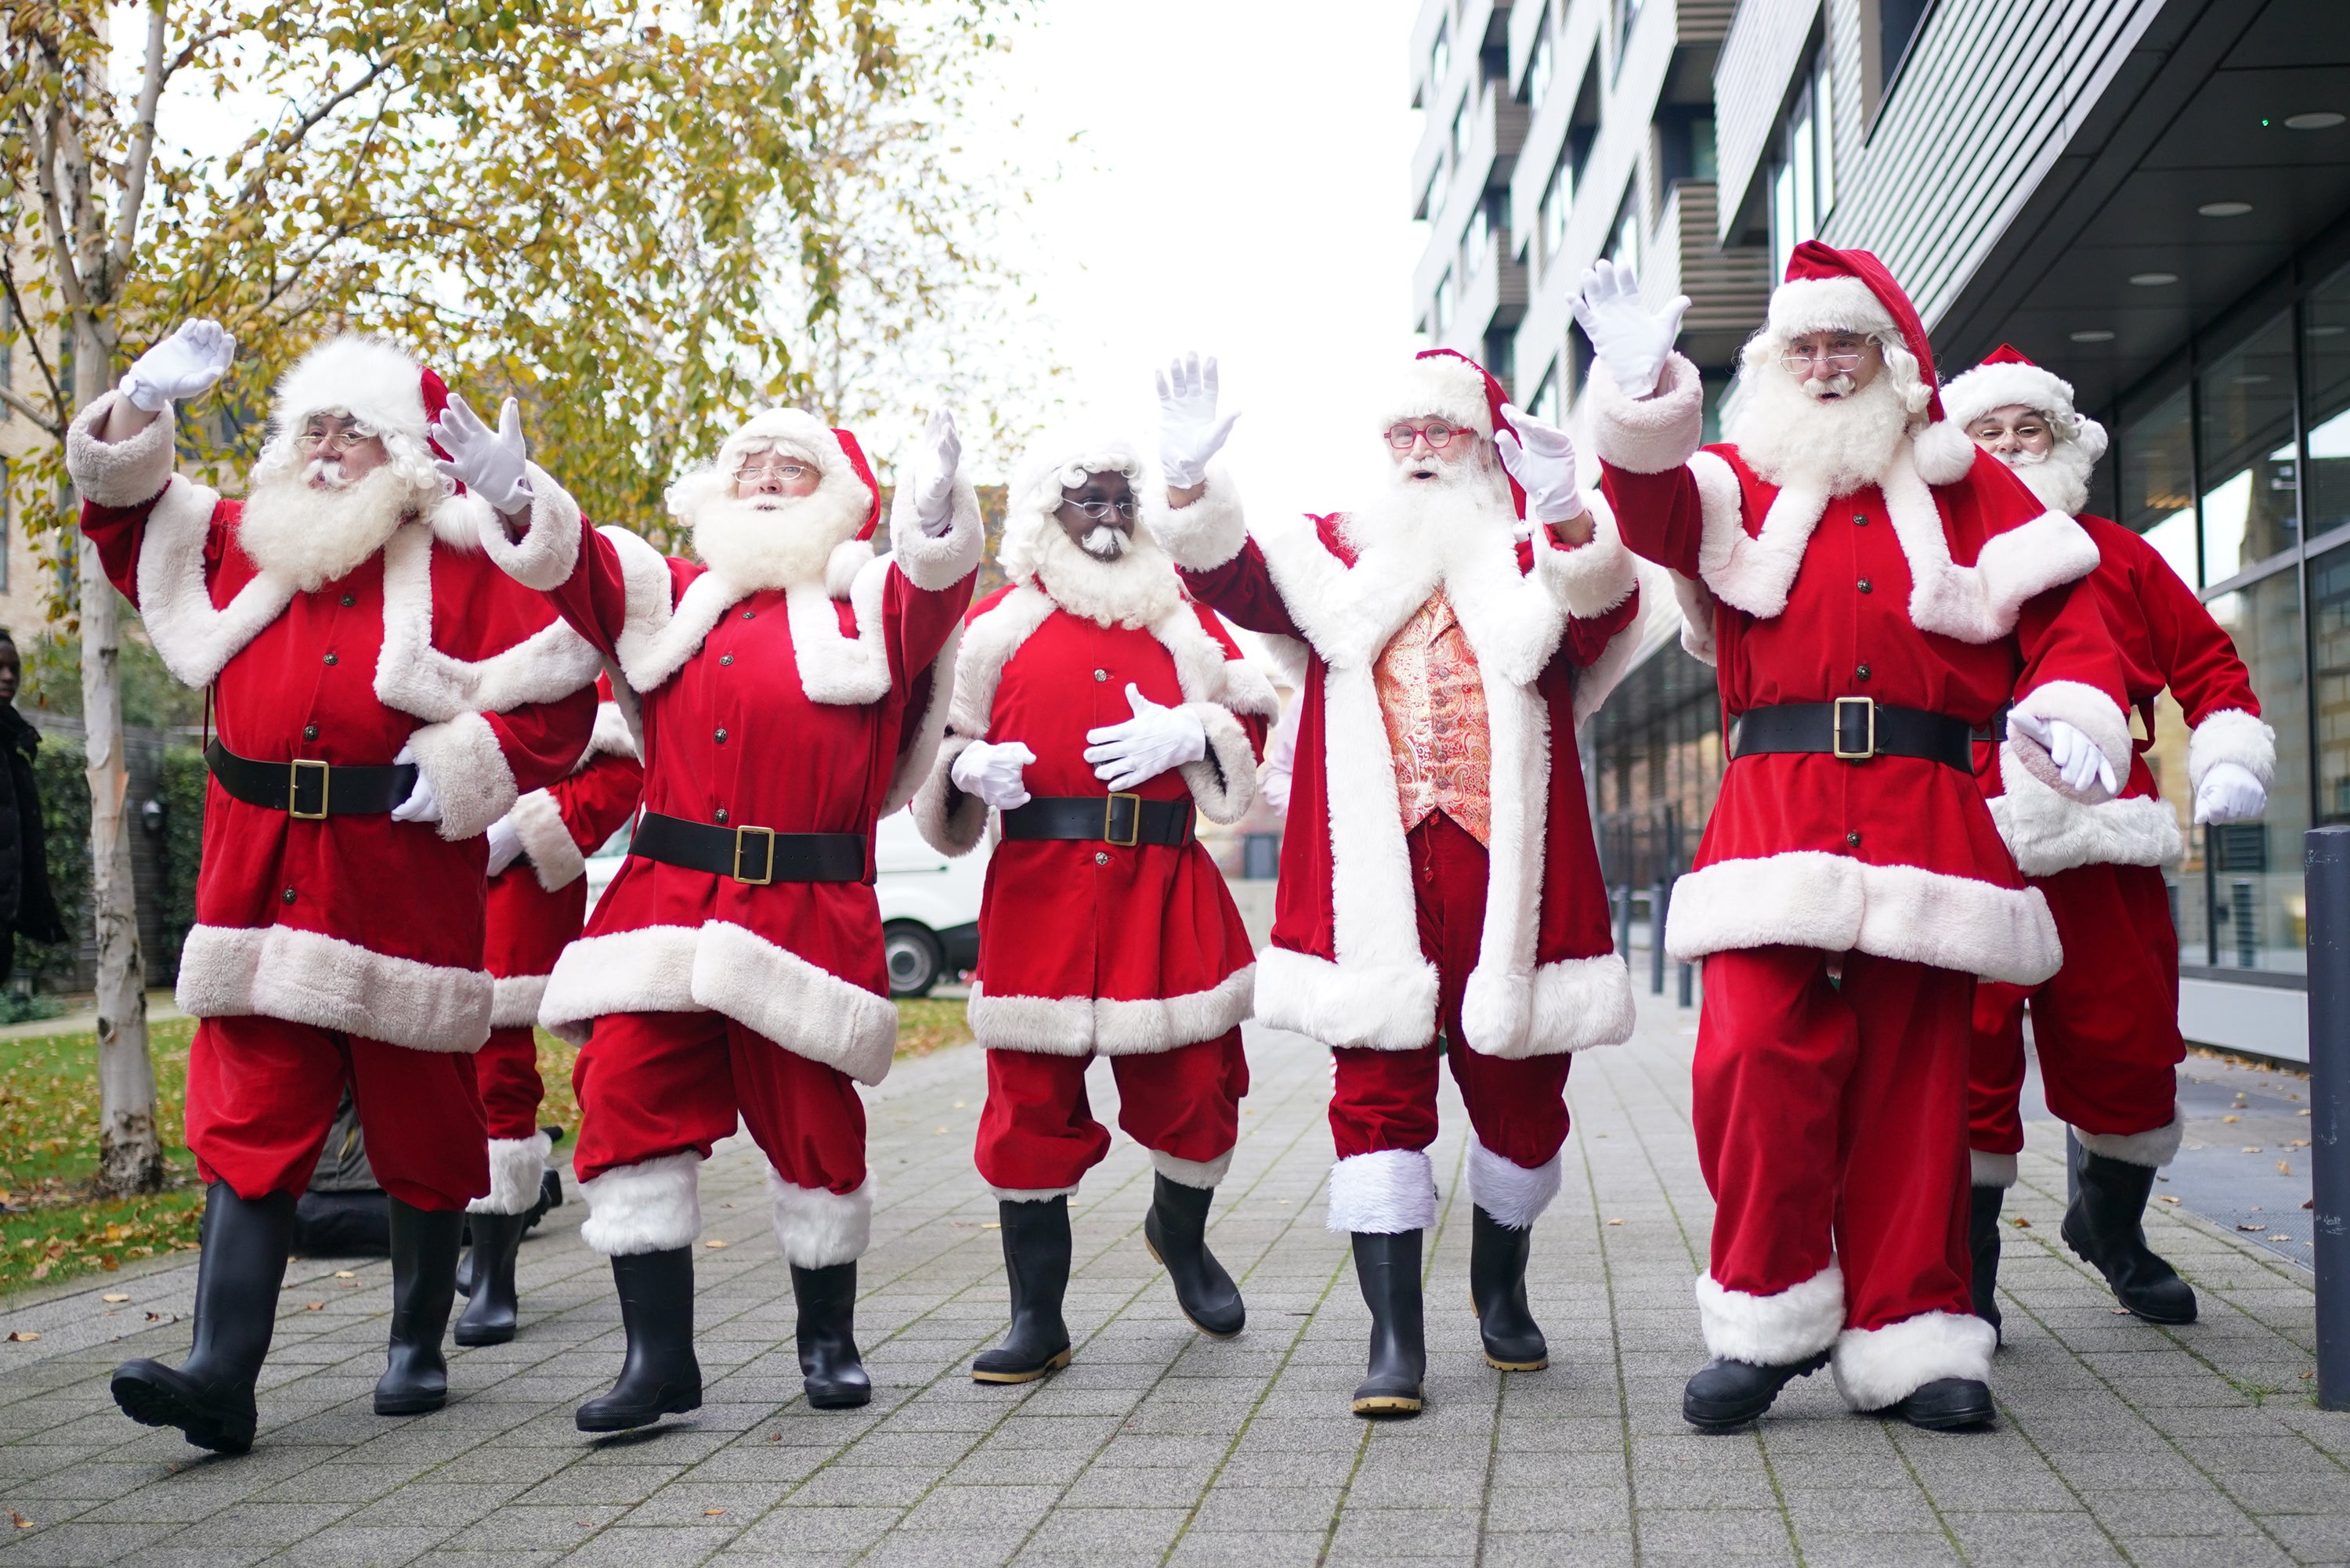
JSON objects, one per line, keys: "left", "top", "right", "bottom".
{"left": 1535, "top": 495, "right": 1640, "bottom": 620}
{"left": 912, "top": 736, "right": 989, "bottom": 857}
{"left": 538, "top": 921, "right": 898, "bottom": 1085}
{"left": 767, "top": 1168, "right": 874, "bottom": 1268}
{"left": 1588, "top": 355, "right": 1705, "bottom": 475}
{"left": 2075, "top": 1114, "right": 2183, "bottom": 1169}
{"left": 579, "top": 1151, "right": 702, "bottom": 1255}
{"left": 475, "top": 464, "right": 585, "bottom": 591}
{"left": 1971, "top": 1150, "right": 2019, "bottom": 1189}
{"left": 1180, "top": 703, "right": 1260, "bottom": 826}
{"left": 1466, "top": 1136, "right": 1562, "bottom": 1230}
{"left": 1990, "top": 742, "right": 2182, "bottom": 876}
{"left": 1831, "top": 1310, "right": 1997, "bottom": 1411}
{"left": 469, "top": 1131, "right": 552, "bottom": 1216}
{"left": 1325, "top": 1147, "right": 1437, "bottom": 1234}
{"left": 2009, "top": 680, "right": 2134, "bottom": 803}
{"left": 67, "top": 392, "right": 178, "bottom": 505}
{"left": 176, "top": 923, "right": 494, "bottom": 1052}
{"left": 406, "top": 710, "right": 519, "bottom": 840}
{"left": 1152, "top": 1147, "right": 1234, "bottom": 1190}
{"left": 130, "top": 478, "right": 294, "bottom": 689}
{"left": 888, "top": 469, "right": 985, "bottom": 593}
{"left": 1665, "top": 852, "right": 2063, "bottom": 987}
{"left": 1696, "top": 1262, "right": 1846, "bottom": 1367}
{"left": 965, "top": 965, "right": 1255, "bottom": 1058}
{"left": 1142, "top": 469, "right": 1249, "bottom": 572}
{"left": 1256, "top": 944, "right": 1440, "bottom": 1052}
{"left": 490, "top": 973, "right": 549, "bottom": 1029}
{"left": 508, "top": 788, "right": 588, "bottom": 892}
{"left": 2186, "top": 708, "right": 2276, "bottom": 793}
{"left": 587, "top": 697, "right": 639, "bottom": 764}
{"left": 374, "top": 507, "right": 602, "bottom": 724}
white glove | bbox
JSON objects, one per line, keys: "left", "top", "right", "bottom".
{"left": 1493, "top": 402, "right": 1585, "bottom": 524}
{"left": 1156, "top": 352, "right": 1241, "bottom": 490}
{"left": 950, "top": 739, "right": 1035, "bottom": 811}
{"left": 429, "top": 392, "right": 536, "bottom": 515}
{"left": 484, "top": 814, "right": 526, "bottom": 876}
{"left": 2008, "top": 712, "right": 2118, "bottom": 797}
{"left": 120, "top": 320, "right": 235, "bottom": 413}
{"left": 1085, "top": 685, "right": 1208, "bottom": 791}
{"left": 914, "top": 410, "right": 962, "bottom": 535}
{"left": 390, "top": 743, "right": 444, "bottom": 826}
{"left": 1570, "top": 259, "right": 1688, "bottom": 400}
{"left": 2194, "top": 761, "right": 2266, "bottom": 826}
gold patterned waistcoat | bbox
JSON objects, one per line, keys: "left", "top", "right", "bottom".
{"left": 1373, "top": 587, "right": 1493, "bottom": 845}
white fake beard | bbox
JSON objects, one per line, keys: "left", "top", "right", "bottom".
{"left": 692, "top": 487, "right": 862, "bottom": 593}
{"left": 1726, "top": 363, "right": 1914, "bottom": 494}
{"left": 1995, "top": 441, "right": 2092, "bottom": 516}
{"left": 1031, "top": 521, "right": 1184, "bottom": 629}
{"left": 1340, "top": 446, "right": 1518, "bottom": 570}
{"left": 237, "top": 460, "right": 428, "bottom": 592}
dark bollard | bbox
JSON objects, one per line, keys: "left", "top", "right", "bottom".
{"left": 1650, "top": 879, "right": 1671, "bottom": 995}
{"left": 2306, "top": 826, "right": 2350, "bottom": 1409}
{"left": 1614, "top": 883, "right": 1632, "bottom": 959}
{"left": 1677, "top": 961, "right": 1694, "bottom": 1008}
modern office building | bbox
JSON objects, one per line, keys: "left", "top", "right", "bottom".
{"left": 1408, "top": 0, "right": 2350, "bottom": 1060}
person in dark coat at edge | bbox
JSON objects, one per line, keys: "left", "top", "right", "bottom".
{"left": 0, "top": 633, "right": 69, "bottom": 983}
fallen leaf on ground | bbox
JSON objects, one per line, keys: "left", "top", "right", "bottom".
{"left": 2280, "top": 1162, "right": 2293, "bottom": 1175}
{"left": 982, "top": 1223, "right": 1000, "bottom": 1230}
{"left": 10, "top": 1511, "right": 29, "bottom": 1527}
{"left": 2243, "top": 1147, "right": 2262, "bottom": 1154}
{"left": 2237, "top": 1223, "right": 2266, "bottom": 1231}
{"left": 704, "top": 1240, "right": 727, "bottom": 1249}
{"left": 2307, "top": 1199, "right": 2316, "bottom": 1209}
{"left": 704, "top": 1508, "right": 725, "bottom": 1516}
{"left": 2158, "top": 1195, "right": 2181, "bottom": 1204}
{"left": 1607, "top": 1219, "right": 1625, "bottom": 1226}
{"left": 334, "top": 1270, "right": 355, "bottom": 1279}
{"left": 2010, "top": 1218, "right": 2031, "bottom": 1229}
{"left": 305, "top": 1302, "right": 324, "bottom": 1311}
{"left": 2222, "top": 1115, "right": 2240, "bottom": 1123}
{"left": 5, "top": 1331, "right": 37, "bottom": 1342}
{"left": 2305, "top": 1371, "right": 2318, "bottom": 1379}
{"left": 2269, "top": 1234, "right": 2291, "bottom": 1241}
{"left": 101, "top": 1293, "right": 128, "bottom": 1303}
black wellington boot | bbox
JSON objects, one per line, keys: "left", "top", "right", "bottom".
{"left": 2062, "top": 1151, "right": 2196, "bottom": 1324}
{"left": 1681, "top": 1351, "right": 1831, "bottom": 1432}
{"left": 1969, "top": 1185, "right": 2005, "bottom": 1342}
{"left": 453, "top": 1210, "right": 528, "bottom": 1347}
{"left": 1142, "top": 1176, "right": 1245, "bottom": 1339}
{"left": 1893, "top": 1376, "right": 1997, "bottom": 1430}
{"left": 112, "top": 1183, "right": 295, "bottom": 1454}
{"left": 453, "top": 1229, "right": 475, "bottom": 1300}
{"left": 1350, "top": 1230, "right": 1426, "bottom": 1418}
{"left": 576, "top": 1248, "right": 703, "bottom": 1432}
{"left": 791, "top": 1263, "right": 871, "bottom": 1409}
{"left": 972, "top": 1197, "right": 1073, "bottom": 1383}
{"left": 1468, "top": 1206, "right": 1548, "bottom": 1371}
{"left": 374, "top": 1201, "right": 465, "bottom": 1415}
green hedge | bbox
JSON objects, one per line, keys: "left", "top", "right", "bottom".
{"left": 157, "top": 745, "right": 207, "bottom": 970}
{"left": 26, "top": 737, "right": 89, "bottom": 990}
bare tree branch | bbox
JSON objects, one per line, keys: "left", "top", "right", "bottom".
{"left": 108, "top": 0, "right": 172, "bottom": 275}
{"left": 0, "top": 385, "right": 64, "bottom": 438}
{"left": 0, "top": 258, "right": 68, "bottom": 420}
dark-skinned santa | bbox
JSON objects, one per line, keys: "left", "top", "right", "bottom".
{"left": 431, "top": 392, "right": 980, "bottom": 1429}
{"left": 1152, "top": 349, "right": 1649, "bottom": 1418}
{"left": 66, "top": 322, "right": 602, "bottom": 1453}
{"left": 1577, "top": 243, "right": 2134, "bottom": 1431}
{"left": 911, "top": 423, "right": 1274, "bottom": 1382}
{"left": 1940, "top": 345, "right": 2270, "bottom": 1335}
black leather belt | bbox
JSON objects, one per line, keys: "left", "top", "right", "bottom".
{"left": 628, "top": 811, "right": 865, "bottom": 885}
{"left": 204, "top": 739, "right": 418, "bottom": 818}
{"left": 1000, "top": 794, "right": 1194, "bottom": 849}
{"left": 1731, "top": 699, "right": 1983, "bottom": 773}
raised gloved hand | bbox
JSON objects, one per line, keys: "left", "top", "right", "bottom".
{"left": 120, "top": 320, "right": 235, "bottom": 413}
{"left": 1494, "top": 402, "right": 1585, "bottom": 523}
{"left": 1570, "top": 259, "right": 1688, "bottom": 400}
{"left": 430, "top": 392, "right": 536, "bottom": 515}
{"left": 2008, "top": 712, "right": 2118, "bottom": 797}
{"left": 913, "top": 410, "right": 963, "bottom": 535}
{"left": 1085, "top": 685, "right": 1207, "bottom": 791}
{"left": 390, "top": 743, "right": 445, "bottom": 826}
{"left": 2194, "top": 761, "right": 2266, "bottom": 826}
{"left": 950, "top": 739, "right": 1036, "bottom": 811}
{"left": 1156, "top": 352, "right": 1241, "bottom": 490}
{"left": 484, "top": 812, "right": 526, "bottom": 876}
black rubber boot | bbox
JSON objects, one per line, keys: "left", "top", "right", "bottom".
{"left": 791, "top": 1263, "right": 872, "bottom": 1409}
{"left": 112, "top": 1183, "right": 295, "bottom": 1454}
{"left": 453, "top": 1229, "right": 475, "bottom": 1299}
{"left": 1969, "top": 1184, "right": 2005, "bottom": 1341}
{"left": 1893, "top": 1376, "right": 1997, "bottom": 1430}
{"left": 576, "top": 1248, "right": 703, "bottom": 1432}
{"left": 1468, "top": 1206, "right": 1548, "bottom": 1371}
{"left": 374, "top": 1200, "right": 464, "bottom": 1415}
{"left": 1142, "top": 1176, "right": 1245, "bottom": 1339}
{"left": 972, "top": 1197, "right": 1073, "bottom": 1383}
{"left": 1681, "top": 1351, "right": 1830, "bottom": 1432}
{"left": 2063, "top": 1150, "right": 2196, "bottom": 1324}
{"left": 1350, "top": 1230, "right": 1426, "bottom": 1417}
{"left": 453, "top": 1210, "right": 528, "bottom": 1347}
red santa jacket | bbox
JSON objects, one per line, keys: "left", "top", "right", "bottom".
{"left": 1982, "top": 513, "right": 2269, "bottom": 877}
{"left": 66, "top": 396, "right": 599, "bottom": 1051}
{"left": 477, "top": 475, "right": 982, "bottom": 1085}
{"left": 911, "top": 583, "right": 1274, "bottom": 1055}
{"left": 1591, "top": 353, "right": 2131, "bottom": 985}
{"left": 1159, "top": 477, "right": 1649, "bottom": 1057}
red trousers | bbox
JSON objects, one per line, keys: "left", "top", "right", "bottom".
{"left": 977, "top": 1030, "right": 1249, "bottom": 1194}
{"left": 1696, "top": 945, "right": 1972, "bottom": 1335}
{"left": 1970, "top": 861, "right": 2182, "bottom": 1159}
{"left": 475, "top": 1024, "right": 546, "bottom": 1142}
{"left": 185, "top": 1014, "right": 487, "bottom": 1212}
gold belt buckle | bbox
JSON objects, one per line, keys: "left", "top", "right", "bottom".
{"left": 288, "top": 758, "right": 331, "bottom": 820}
{"left": 1104, "top": 793, "right": 1143, "bottom": 848}
{"left": 732, "top": 825, "right": 776, "bottom": 886}
{"left": 1831, "top": 695, "right": 1878, "bottom": 761}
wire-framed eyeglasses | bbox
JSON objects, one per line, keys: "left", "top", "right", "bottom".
{"left": 296, "top": 417, "right": 375, "bottom": 453}
{"left": 1780, "top": 344, "right": 1871, "bottom": 375}
{"left": 1383, "top": 421, "right": 1473, "bottom": 451}
{"left": 736, "top": 457, "right": 814, "bottom": 482}
{"left": 1059, "top": 497, "right": 1138, "bottom": 522}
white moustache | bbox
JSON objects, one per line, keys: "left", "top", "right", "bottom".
{"left": 1801, "top": 374, "right": 1857, "bottom": 400}
{"left": 303, "top": 456, "right": 354, "bottom": 490}
{"left": 1081, "top": 525, "right": 1127, "bottom": 560}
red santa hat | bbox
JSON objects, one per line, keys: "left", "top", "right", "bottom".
{"left": 1378, "top": 348, "right": 1527, "bottom": 517}
{"left": 1765, "top": 241, "right": 1976, "bottom": 484}
{"left": 1939, "top": 344, "right": 2110, "bottom": 463}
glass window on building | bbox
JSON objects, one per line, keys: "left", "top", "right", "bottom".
{"left": 2197, "top": 312, "right": 2299, "bottom": 584}
{"left": 1452, "top": 96, "right": 1472, "bottom": 165}
{"left": 1607, "top": 193, "right": 1640, "bottom": 278}
{"left": 2120, "top": 383, "right": 2199, "bottom": 587}
{"left": 1530, "top": 363, "right": 1561, "bottom": 428}
{"left": 1540, "top": 146, "right": 1572, "bottom": 275}
{"left": 1464, "top": 203, "right": 1489, "bottom": 281}
{"left": 1430, "top": 19, "right": 1450, "bottom": 98}
{"left": 1525, "top": 13, "right": 1553, "bottom": 110}
{"left": 1434, "top": 268, "right": 1455, "bottom": 336}
{"left": 2301, "top": 261, "right": 2350, "bottom": 539}
{"left": 2193, "top": 569, "right": 2308, "bottom": 974}
{"left": 1770, "top": 51, "right": 1834, "bottom": 280}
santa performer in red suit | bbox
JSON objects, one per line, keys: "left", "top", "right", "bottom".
{"left": 1153, "top": 350, "right": 1648, "bottom": 1418}
{"left": 451, "top": 676, "right": 644, "bottom": 1346}
{"left": 912, "top": 418, "right": 1274, "bottom": 1381}
{"left": 1577, "top": 244, "right": 2134, "bottom": 1430}
{"left": 67, "top": 323, "right": 601, "bottom": 1452}
{"left": 431, "top": 393, "right": 980, "bottom": 1428}
{"left": 1940, "top": 346, "right": 2270, "bottom": 1334}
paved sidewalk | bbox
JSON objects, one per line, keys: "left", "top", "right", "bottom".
{"left": 1, "top": 990, "right": 2346, "bottom": 1567}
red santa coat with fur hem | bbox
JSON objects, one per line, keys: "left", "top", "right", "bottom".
{"left": 913, "top": 584, "right": 1275, "bottom": 1053}
{"left": 67, "top": 396, "right": 600, "bottom": 1052}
